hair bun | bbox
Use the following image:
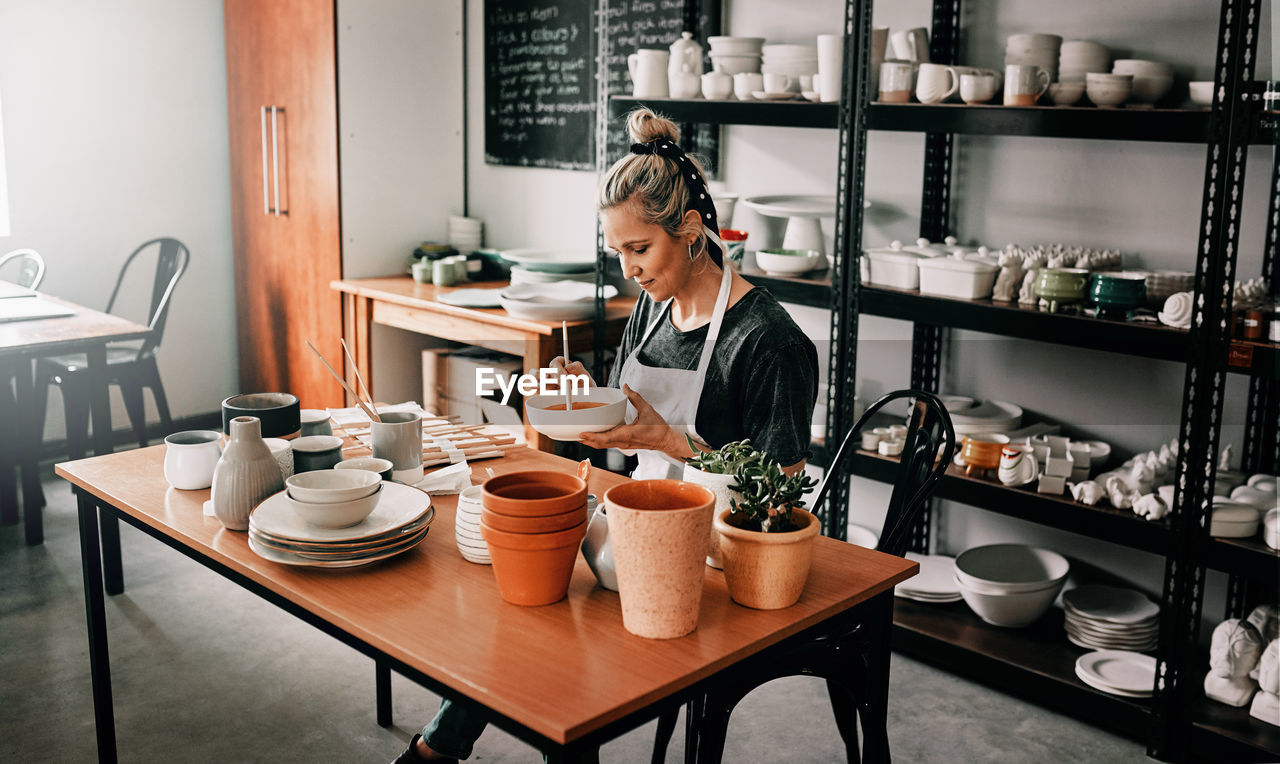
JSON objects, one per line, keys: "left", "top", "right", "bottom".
{"left": 625, "top": 108, "right": 679, "bottom": 145}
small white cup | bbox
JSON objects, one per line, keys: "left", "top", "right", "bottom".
{"left": 763, "top": 73, "right": 793, "bottom": 95}
{"left": 733, "top": 71, "right": 763, "bottom": 100}
{"left": 960, "top": 73, "right": 998, "bottom": 104}
{"left": 701, "top": 71, "right": 732, "bottom": 100}
{"left": 163, "top": 430, "right": 223, "bottom": 490}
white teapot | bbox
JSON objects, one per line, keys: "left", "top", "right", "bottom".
{"left": 669, "top": 32, "right": 704, "bottom": 78}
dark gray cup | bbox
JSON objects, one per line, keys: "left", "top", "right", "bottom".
{"left": 371, "top": 412, "right": 423, "bottom": 472}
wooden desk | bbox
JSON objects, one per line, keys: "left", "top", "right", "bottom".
{"left": 0, "top": 295, "right": 151, "bottom": 547}
{"left": 330, "top": 276, "right": 635, "bottom": 451}
{"left": 57, "top": 445, "right": 916, "bottom": 763}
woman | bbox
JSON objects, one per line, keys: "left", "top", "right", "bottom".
{"left": 392, "top": 109, "right": 818, "bottom": 764}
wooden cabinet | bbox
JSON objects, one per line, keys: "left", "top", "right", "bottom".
{"left": 224, "top": 0, "right": 343, "bottom": 406}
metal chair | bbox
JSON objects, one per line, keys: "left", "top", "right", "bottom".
{"left": 652, "top": 390, "right": 955, "bottom": 764}
{"left": 0, "top": 248, "right": 46, "bottom": 289}
{"left": 33, "top": 238, "right": 189, "bottom": 459}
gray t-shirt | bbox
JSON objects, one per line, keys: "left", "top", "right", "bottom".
{"left": 607, "top": 287, "right": 819, "bottom": 466}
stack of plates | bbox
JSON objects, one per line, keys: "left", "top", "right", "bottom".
{"left": 761, "top": 44, "right": 818, "bottom": 89}
{"left": 949, "top": 400, "right": 1024, "bottom": 436}
{"left": 1074, "top": 650, "right": 1157, "bottom": 698}
{"left": 449, "top": 215, "right": 483, "bottom": 256}
{"left": 1058, "top": 40, "right": 1110, "bottom": 82}
{"left": 708, "top": 36, "right": 764, "bottom": 75}
{"left": 1145, "top": 271, "right": 1194, "bottom": 306}
{"left": 509, "top": 266, "right": 596, "bottom": 285}
{"left": 499, "top": 248, "right": 595, "bottom": 274}
{"left": 1063, "top": 584, "right": 1160, "bottom": 652}
{"left": 499, "top": 282, "right": 618, "bottom": 321}
{"left": 896, "top": 552, "right": 962, "bottom": 603}
{"left": 248, "top": 482, "right": 434, "bottom": 568}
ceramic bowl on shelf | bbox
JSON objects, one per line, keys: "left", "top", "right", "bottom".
{"left": 1188, "top": 81, "right": 1215, "bottom": 107}
{"left": 1086, "top": 73, "right": 1132, "bottom": 108}
{"left": 1128, "top": 75, "right": 1174, "bottom": 107}
{"left": 755, "top": 248, "right": 825, "bottom": 276}
{"left": 955, "top": 543, "right": 1070, "bottom": 593}
{"left": 286, "top": 469, "right": 382, "bottom": 503}
{"left": 1090, "top": 271, "right": 1148, "bottom": 319}
{"left": 707, "top": 36, "right": 765, "bottom": 56}
{"left": 524, "top": 387, "right": 629, "bottom": 442}
{"left": 956, "top": 575, "right": 1065, "bottom": 627}
{"left": 1048, "top": 82, "right": 1085, "bottom": 106}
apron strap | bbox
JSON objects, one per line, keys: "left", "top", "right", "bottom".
{"left": 694, "top": 265, "right": 734, "bottom": 379}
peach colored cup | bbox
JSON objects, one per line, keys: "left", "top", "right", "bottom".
{"left": 604, "top": 480, "right": 716, "bottom": 639}
{"left": 481, "top": 471, "right": 587, "bottom": 517}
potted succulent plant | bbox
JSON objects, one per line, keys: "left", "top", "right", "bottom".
{"left": 682, "top": 437, "right": 763, "bottom": 569}
{"left": 715, "top": 458, "right": 821, "bottom": 609}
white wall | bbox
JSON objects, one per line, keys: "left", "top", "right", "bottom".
{"left": 0, "top": 0, "right": 236, "bottom": 433}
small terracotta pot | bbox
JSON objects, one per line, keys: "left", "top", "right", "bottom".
{"left": 480, "top": 518, "right": 588, "bottom": 606}
{"left": 715, "top": 506, "right": 820, "bottom": 610}
{"left": 482, "top": 471, "right": 587, "bottom": 517}
{"left": 480, "top": 504, "right": 588, "bottom": 534}
{"left": 605, "top": 480, "right": 715, "bottom": 639}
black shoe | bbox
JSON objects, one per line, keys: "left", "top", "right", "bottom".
{"left": 390, "top": 733, "right": 459, "bottom": 764}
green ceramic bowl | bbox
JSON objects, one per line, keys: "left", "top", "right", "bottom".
{"left": 1089, "top": 272, "right": 1148, "bottom": 307}
{"left": 1034, "top": 268, "right": 1090, "bottom": 301}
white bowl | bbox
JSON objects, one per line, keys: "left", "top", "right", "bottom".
{"left": 707, "top": 36, "right": 765, "bottom": 55}
{"left": 285, "top": 469, "right": 382, "bottom": 503}
{"left": 286, "top": 486, "right": 382, "bottom": 529}
{"left": 762, "top": 44, "right": 817, "bottom": 59}
{"left": 755, "top": 248, "right": 824, "bottom": 276}
{"left": 525, "top": 387, "right": 628, "bottom": 442}
{"left": 710, "top": 55, "right": 762, "bottom": 75}
{"left": 1112, "top": 59, "right": 1173, "bottom": 78}
{"left": 1087, "top": 74, "right": 1131, "bottom": 108}
{"left": 955, "top": 543, "right": 1070, "bottom": 593}
{"left": 1188, "top": 81, "right": 1215, "bottom": 107}
{"left": 1129, "top": 75, "right": 1173, "bottom": 105}
{"left": 957, "top": 575, "right": 1065, "bottom": 627}
{"left": 1048, "top": 82, "right": 1085, "bottom": 106}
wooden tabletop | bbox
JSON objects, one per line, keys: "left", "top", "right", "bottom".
{"left": 330, "top": 275, "right": 636, "bottom": 336}
{"left": 56, "top": 446, "right": 916, "bottom": 745}
{"left": 0, "top": 294, "right": 151, "bottom": 355}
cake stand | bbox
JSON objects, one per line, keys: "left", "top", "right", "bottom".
{"left": 741, "top": 195, "right": 837, "bottom": 254}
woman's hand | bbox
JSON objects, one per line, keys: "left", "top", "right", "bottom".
{"left": 547, "top": 356, "right": 595, "bottom": 388}
{"left": 578, "top": 385, "right": 686, "bottom": 457}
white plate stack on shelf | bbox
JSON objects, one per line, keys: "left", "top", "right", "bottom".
{"left": 1074, "top": 649, "right": 1157, "bottom": 698}
{"left": 449, "top": 215, "right": 484, "bottom": 256}
{"left": 1144, "top": 270, "right": 1194, "bottom": 306}
{"left": 1062, "top": 584, "right": 1160, "bottom": 652}
{"left": 896, "top": 552, "right": 962, "bottom": 603}
{"left": 1057, "top": 40, "right": 1110, "bottom": 82}
{"left": 247, "top": 482, "right": 434, "bottom": 568}
{"left": 707, "top": 36, "right": 764, "bottom": 75}
{"left": 509, "top": 266, "right": 595, "bottom": 286}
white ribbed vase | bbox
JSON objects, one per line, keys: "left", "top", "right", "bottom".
{"left": 211, "top": 416, "right": 285, "bottom": 531}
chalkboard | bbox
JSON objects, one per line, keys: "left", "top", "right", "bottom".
{"left": 484, "top": 0, "right": 596, "bottom": 171}
{"left": 483, "top": 0, "right": 720, "bottom": 173}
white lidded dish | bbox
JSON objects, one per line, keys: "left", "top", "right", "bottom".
{"left": 916, "top": 250, "right": 1001, "bottom": 300}
{"left": 863, "top": 240, "right": 935, "bottom": 290}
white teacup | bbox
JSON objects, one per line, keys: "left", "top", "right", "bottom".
{"left": 915, "top": 63, "right": 958, "bottom": 104}
{"left": 960, "top": 73, "right": 998, "bottom": 104}
{"left": 163, "top": 430, "right": 223, "bottom": 490}
{"left": 701, "top": 71, "right": 733, "bottom": 100}
{"left": 669, "top": 70, "right": 701, "bottom": 99}
{"left": 763, "top": 73, "right": 793, "bottom": 95}
{"left": 733, "top": 72, "right": 763, "bottom": 100}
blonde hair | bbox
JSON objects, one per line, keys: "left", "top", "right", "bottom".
{"left": 598, "top": 109, "right": 712, "bottom": 257}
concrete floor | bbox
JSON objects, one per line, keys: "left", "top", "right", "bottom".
{"left": 1, "top": 469, "right": 1154, "bottom": 763}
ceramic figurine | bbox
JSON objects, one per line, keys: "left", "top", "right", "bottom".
{"left": 1247, "top": 605, "right": 1280, "bottom": 646}
{"left": 1219, "top": 444, "right": 1235, "bottom": 473}
{"left": 1069, "top": 479, "right": 1103, "bottom": 506}
{"left": 992, "top": 252, "right": 1024, "bottom": 302}
{"left": 1158, "top": 292, "right": 1193, "bottom": 328}
{"left": 1105, "top": 474, "right": 1139, "bottom": 509}
{"left": 1133, "top": 492, "right": 1169, "bottom": 521}
{"left": 1205, "top": 618, "right": 1263, "bottom": 707}
{"left": 1018, "top": 269, "right": 1040, "bottom": 305}
{"left": 1251, "top": 640, "right": 1280, "bottom": 726}
{"left": 998, "top": 446, "right": 1038, "bottom": 486}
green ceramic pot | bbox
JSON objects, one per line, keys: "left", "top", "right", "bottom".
{"left": 1034, "top": 268, "right": 1090, "bottom": 313}
{"left": 1090, "top": 272, "right": 1148, "bottom": 320}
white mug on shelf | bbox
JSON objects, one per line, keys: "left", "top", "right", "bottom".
{"left": 733, "top": 71, "right": 764, "bottom": 100}
{"left": 915, "top": 63, "right": 958, "bottom": 104}
{"left": 763, "top": 73, "right": 794, "bottom": 95}
{"left": 1004, "top": 64, "right": 1050, "bottom": 106}
{"left": 878, "top": 61, "right": 914, "bottom": 103}
{"left": 890, "top": 27, "right": 930, "bottom": 63}
{"left": 628, "top": 49, "right": 669, "bottom": 98}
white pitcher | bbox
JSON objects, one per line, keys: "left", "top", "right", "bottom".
{"left": 628, "top": 49, "right": 669, "bottom": 98}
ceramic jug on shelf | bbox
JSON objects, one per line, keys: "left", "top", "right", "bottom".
{"left": 669, "top": 32, "right": 704, "bottom": 78}
{"left": 628, "top": 49, "right": 669, "bottom": 98}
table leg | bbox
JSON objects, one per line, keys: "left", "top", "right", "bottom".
{"left": 0, "top": 359, "right": 19, "bottom": 526}
{"left": 545, "top": 742, "right": 600, "bottom": 764}
{"left": 523, "top": 336, "right": 559, "bottom": 453}
{"left": 859, "top": 592, "right": 894, "bottom": 764}
{"left": 342, "top": 292, "right": 375, "bottom": 407}
{"left": 376, "top": 661, "right": 392, "bottom": 727}
{"left": 14, "top": 358, "right": 45, "bottom": 545}
{"left": 85, "top": 344, "right": 124, "bottom": 595}
{"left": 77, "top": 489, "right": 118, "bottom": 763}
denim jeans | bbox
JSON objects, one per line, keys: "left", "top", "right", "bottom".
{"left": 422, "top": 697, "right": 488, "bottom": 760}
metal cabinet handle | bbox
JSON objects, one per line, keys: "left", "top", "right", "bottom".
{"left": 270, "top": 106, "right": 282, "bottom": 216}
{"left": 261, "top": 106, "right": 270, "bottom": 215}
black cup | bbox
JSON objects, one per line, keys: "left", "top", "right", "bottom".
{"left": 222, "top": 393, "right": 301, "bottom": 438}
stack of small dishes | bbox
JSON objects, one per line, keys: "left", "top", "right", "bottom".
{"left": 1058, "top": 39, "right": 1110, "bottom": 83}
{"left": 1145, "top": 270, "right": 1195, "bottom": 306}
{"left": 1005, "top": 32, "right": 1062, "bottom": 82}
{"left": 1112, "top": 59, "right": 1173, "bottom": 108}
{"left": 1063, "top": 584, "right": 1160, "bottom": 652}
{"left": 949, "top": 399, "right": 1023, "bottom": 436}
{"left": 761, "top": 44, "right": 817, "bottom": 90}
{"left": 480, "top": 471, "right": 590, "bottom": 606}
{"left": 499, "top": 282, "right": 618, "bottom": 321}
{"left": 509, "top": 266, "right": 595, "bottom": 285}
{"left": 896, "top": 552, "right": 962, "bottom": 603}
{"left": 498, "top": 248, "right": 596, "bottom": 274}
{"left": 248, "top": 476, "right": 434, "bottom": 568}
{"left": 1074, "top": 650, "right": 1157, "bottom": 698}
{"left": 755, "top": 248, "right": 825, "bottom": 276}
{"left": 955, "top": 544, "right": 1069, "bottom": 627}
{"left": 708, "top": 36, "right": 764, "bottom": 75}
{"left": 448, "top": 215, "right": 484, "bottom": 256}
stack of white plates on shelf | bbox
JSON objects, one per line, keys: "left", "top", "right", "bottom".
{"left": 499, "top": 282, "right": 618, "bottom": 321}
{"left": 949, "top": 400, "right": 1023, "bottom": 436}
{"left": 1062, "top": 584, "right": 1160, "bottom": 652}
{"left": 1057, "top": 40, "right": 1110, "bottom": 82}
{"left": 509, "top": 266, "right": 596, "bottom": 285}
{"left": 1144, "top": 270, "right": 1195, "bottom": 306}
{"left": 449, "top": 215, "right": 484, "bottom": 256}
{"left": 761, "top": 44, "right": 818, "bottom": 89}
{"left": 1005, "top": 32, "right": 1062, "bottom": 82}
{"left": 708, "top": 36, "right": 764, "bottom": 75}
{"left": 499, "top": 248, "right": 595, "bottom": 274}
{"left": 1074, "top": 649, "right": 1157, "bottom": 698}
{"left": 896, "top": 552, "right": 962, "bottom": 603}
{"left": 247, "top": 482, "right": 434, "bottom": 568}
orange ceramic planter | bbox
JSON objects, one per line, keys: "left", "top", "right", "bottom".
{"left": 715, "top": 506, "right": 820, "bottom": 610}
{"left": 604, "top": 480, "right": 716, "bottom": 638}
{"left": 480, "top": 503, "right": 588, "bottom": 534}
{"left": 480, "top": 517, "right": 588, "bottom": 606}
{"left": 481, "top": 471, "right": 587, "bottom": 517}
{"left": 961, "top": 434, "right": 1007, "bottom": 475}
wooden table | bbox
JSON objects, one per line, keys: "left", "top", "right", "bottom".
{"left": 0, "top": 295, "right": 151, "bottom": 546}
{"left": 57, "top": 445, "right": 916, "bottom": 763}
{"left": 330, "top": 276, "right": 635, "bottom": 451}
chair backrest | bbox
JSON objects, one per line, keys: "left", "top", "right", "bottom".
{"left": 810, "top": 390, "right": 955, "bottom": 557}
{"left": 0, "top": 248, "right": 46, "bottom": 290}
{"left": 105, "top": 238, "right": 189, "bottom": 358}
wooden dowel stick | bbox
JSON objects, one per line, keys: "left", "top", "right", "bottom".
{"left": 305, "top": 340, "right": 380, "bottom": 423}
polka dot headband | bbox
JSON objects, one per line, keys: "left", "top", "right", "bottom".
{"left": 629, "top": 139, "right": 725, "bottom": 268}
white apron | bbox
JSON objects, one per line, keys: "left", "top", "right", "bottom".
{"left": 618, "top": 266, "right": 733, "bottom": 480}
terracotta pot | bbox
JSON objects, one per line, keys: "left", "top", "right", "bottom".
{"left": 211, "top": 416, "right": 285, "bottom": 531}
{"left": 681, "top": 465, "right": 742, "bottom": 569}
{"left": 482, "top": 471, "right": 587, "bottom": 517}
{"left": 480, "top": 504, "right": 588, "bottom": 534}
{"left": 715, "top": 506, "right": 820, "bottom": 610}
{"left": 605, "top": 479, "right": 715, "bottom": 639}
{"left": 480, "top": 518, "right": 588, "bottom": 606}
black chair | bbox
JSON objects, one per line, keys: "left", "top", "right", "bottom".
{"left": 651, "top": 390, "right": 955, "bottom": 764}
{"left": 34, "top": 238, "right": 189, "bottom": 459}
{"left": 0, "top": 248, "right": 46, "bottom": 289}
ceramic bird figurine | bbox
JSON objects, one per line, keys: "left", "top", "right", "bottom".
{"left": 1069, "top": 479, "right": 1103, "bottom": 506}
{"left": 1133, "top": 492, "right": 1169, "bottom": 521}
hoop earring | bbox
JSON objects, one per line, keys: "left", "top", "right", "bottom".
{"left": 688, "top": 242, "right": 697, "bottom": 261}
